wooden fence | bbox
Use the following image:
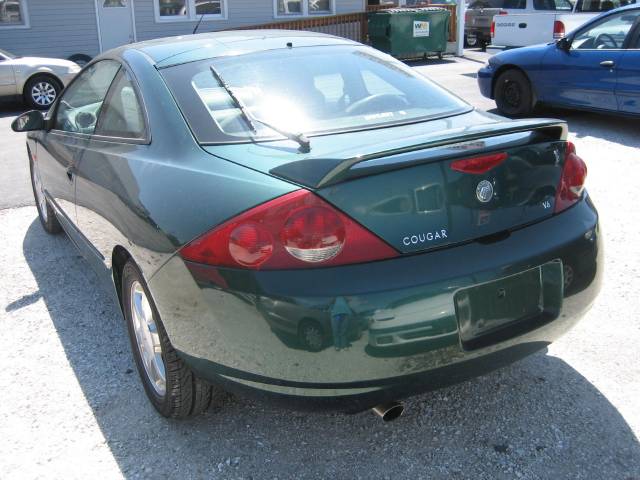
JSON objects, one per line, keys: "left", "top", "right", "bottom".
{"left": 228, "top": 4, "right": 457, "bottom": 44}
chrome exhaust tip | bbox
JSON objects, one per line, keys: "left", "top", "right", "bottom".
{"left": 372, "top": 401, "right": 404, "bottom": 422}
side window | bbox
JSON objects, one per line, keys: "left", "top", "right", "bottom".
{"left": 572, "top": 10, "right": 640, "bottom": 49}
{"left": 502, "top": 0, "right": 526, "bottom": 8}
{"left": 95, "top": 69, "right": 146, "bottom": 139}
{"left": 54, "top": 60, "right": 121, "bottom": 134}
{"left": 534, "top": 0, "right": 572, "bottom": 10}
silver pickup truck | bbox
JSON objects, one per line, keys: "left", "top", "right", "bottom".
{"left": 465, "top": 0, "right": 529, "bottom": 49}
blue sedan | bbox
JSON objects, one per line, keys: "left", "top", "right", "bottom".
{"left": 478, "top": 4, "right": 640, "bottom": 117}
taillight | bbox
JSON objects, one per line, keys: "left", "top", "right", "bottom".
{"left": 179, "top": 190, "right": 398, "bottom": 270}
{"left": 553, "top": 20, "right": 565, "bottom": 40}
{"left": 498, "top": 10, "right": 508, "bottom": 14}
{"left": 491, "top": 20, "right": 496, "bottom": 38}
{"left": 450, "top": 152, "right": 508, "bottom": 174}
{"left": 555, "top": 142, "right": 587, "bottom": 213}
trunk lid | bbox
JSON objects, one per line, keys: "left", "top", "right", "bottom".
{"left": 205, "top": 112, "right": 568, "bottom": 255}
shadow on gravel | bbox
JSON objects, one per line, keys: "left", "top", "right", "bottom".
{"left": 404, "top": 57, "right": 457, "bottom": 67}
{"left": 0, "top": 100, "right": 25, "bottom": 118}
{"left": 538, "top": 108, "right": 640, "bottom": 149}
{"left": 21, "top": 218, "right": 640, "bottom": 479}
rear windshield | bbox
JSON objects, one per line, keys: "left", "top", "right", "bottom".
{"left": 576, "top": 0, "right": 636, "bottom": 11}
{"left": 160, "top": 45, "right": 470, "bottom": 144}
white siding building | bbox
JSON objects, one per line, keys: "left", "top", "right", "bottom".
{"left": 0, "top": 0, "right": 366, "bottom": 62}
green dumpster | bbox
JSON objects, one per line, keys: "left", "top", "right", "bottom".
{"left": 368, "top": 7, "right": 450, "bottom": 59}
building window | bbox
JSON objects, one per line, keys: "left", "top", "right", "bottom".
{"left": 0, "top": 0, "right": 29, "bottom": 28}
{"left": 275, "top": 0, "right": 335, "bottom": 17}
{"left": 155, "top": 0, "right": 225, "bottom": 22}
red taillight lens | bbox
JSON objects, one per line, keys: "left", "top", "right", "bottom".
{"left": 451, "top": 152, "right": 508, "bottom": 174}
{"left": 229, "top": 223, "right": 273, "bottom": 267}
{"left": 491, "top": 20, "right": 496, "bottom": 38}
{"left": 555, "top": 142, "right": 587, "bottom": 213}
{"left": 498, "top": 10, "right": 508, "bottom": 14}
{"left": 281, "top": 206, "right": 345, "bottom": 263}
{"left": 179, "top": 190, "right": 398, "bottom": 270}
{"left": 553, "top": 20, "right": 565, "bottom": 40}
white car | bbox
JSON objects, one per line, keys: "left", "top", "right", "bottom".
{"left": 0, "top": 48, "right": 81, "bottom": 109}
{"left": 491, "top": 0, "right": 637, "bottom": 48}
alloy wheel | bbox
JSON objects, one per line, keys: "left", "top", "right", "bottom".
{"left": 31, "top": 81, "right": 57, "bottom": 107}
{"left": 130, "top": 281, "right": 166, "bottom": 396}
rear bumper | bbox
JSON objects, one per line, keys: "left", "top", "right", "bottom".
{"left": 149, "top": 196, "right": 602, "bottom": 411}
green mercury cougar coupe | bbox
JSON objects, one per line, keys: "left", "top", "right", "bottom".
{"left": 12, "top": 31, "right": 601, "bottom": 421}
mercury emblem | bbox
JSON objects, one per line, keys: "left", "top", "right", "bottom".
{"left": 476, "top": 180, "right": 494, "bottom": 203}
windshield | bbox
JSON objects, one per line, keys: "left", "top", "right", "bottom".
{"left": 576, "top": 0, "right": 636, "bottom": 11}
{"left": 160, "top": 45, "right": 470, "bottom": 144}
{"left": 0, "top": 48, "right": 16, "bottom": 59}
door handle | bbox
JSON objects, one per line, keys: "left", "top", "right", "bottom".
{"left": 66, "top": 166, "right": 75, "bottom": 181}
{"left": 600, "top": 60, "right": 615, "bottom": 68}
{"left": 518, "top": 23, "right": 527, "bottom": 28}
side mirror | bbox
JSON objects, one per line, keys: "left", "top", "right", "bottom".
{"left": 11, "top": 110, "right": 45, "bottom": 132}
{"left": 556, "top": 37, "right": 571, "bottom": 52}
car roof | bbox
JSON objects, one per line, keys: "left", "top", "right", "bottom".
{"left": 609, "top": 3, "right": 640, "bottom": 13}
{"left": 117, "top": 30, "right": 359, "bottom": 68}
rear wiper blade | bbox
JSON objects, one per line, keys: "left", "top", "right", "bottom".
{"left": 209, "top": 66, "right": 310, "bottom": 153}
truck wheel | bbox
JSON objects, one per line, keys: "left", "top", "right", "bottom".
{"left": 494, "top": 69, "right": 534, "bottom": 117}
{"left": 464, "top": 34, "right": 478, "bottom": 48}
{"left": 24, "top": 75, "right": 62, "bottom": 110}
{"left": 122, "top": 260, "right": 220, "bottom": 418}
{"left": 30, "top": 152, "right": 62, "bottom": 234}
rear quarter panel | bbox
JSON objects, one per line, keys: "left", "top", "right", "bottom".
{"left": 71, "top": 49, "right": 296, "bottom": 285}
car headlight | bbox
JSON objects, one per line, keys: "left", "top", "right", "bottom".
{"left": 68, "top": 65, "right": 82, "bottom": 74}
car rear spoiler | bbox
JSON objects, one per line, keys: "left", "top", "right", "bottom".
{"left": 269, "top": 119, "right": 567, "bottom": 189}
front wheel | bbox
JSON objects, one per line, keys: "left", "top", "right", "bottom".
{"left": 24, "top": 75, "right": 62, "bottom": 110}
{"left": 122, "top": 260, "right": 220, "bottom": 418}
{"left": 494, "top": 69, "right": 534, "bottom": 117}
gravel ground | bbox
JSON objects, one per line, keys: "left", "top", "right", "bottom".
{"left": 1, "top": 53, "right": 639, "bottom": 480}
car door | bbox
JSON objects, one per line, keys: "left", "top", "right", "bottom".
{"left": 0, "top": 52, "right": 16, "bottom": 97}
{"left": 74, "top": 66, "right": 150, "bottom": 279}
{"left": 36, "top": 59, "right": 120, "bottom": 230}
{"left": 615, "top": 16, "right": 640, "bottom": 114}
{"left": 538, "top": 9, "right": 640, "bottom": 111}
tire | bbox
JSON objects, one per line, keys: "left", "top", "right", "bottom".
{"left": 494, "top": 69, "right": 534, "bottom": 117}
{"left": 67, "top": 54, "right": 92, "bottom": 67}
{"left": 298, "top": 319, "right": 326, "bottom": 352}
{"left": 24, "top": 75, "right": 62, "bottom": 110}
{"left": 29, "top": 152, "right": 62, "bottom": 234}
{"left": 122, "top": 260, "right": 219, "bottom": 418}
{"left": 464, "top": 34, "right": 478, "bottom": 48}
